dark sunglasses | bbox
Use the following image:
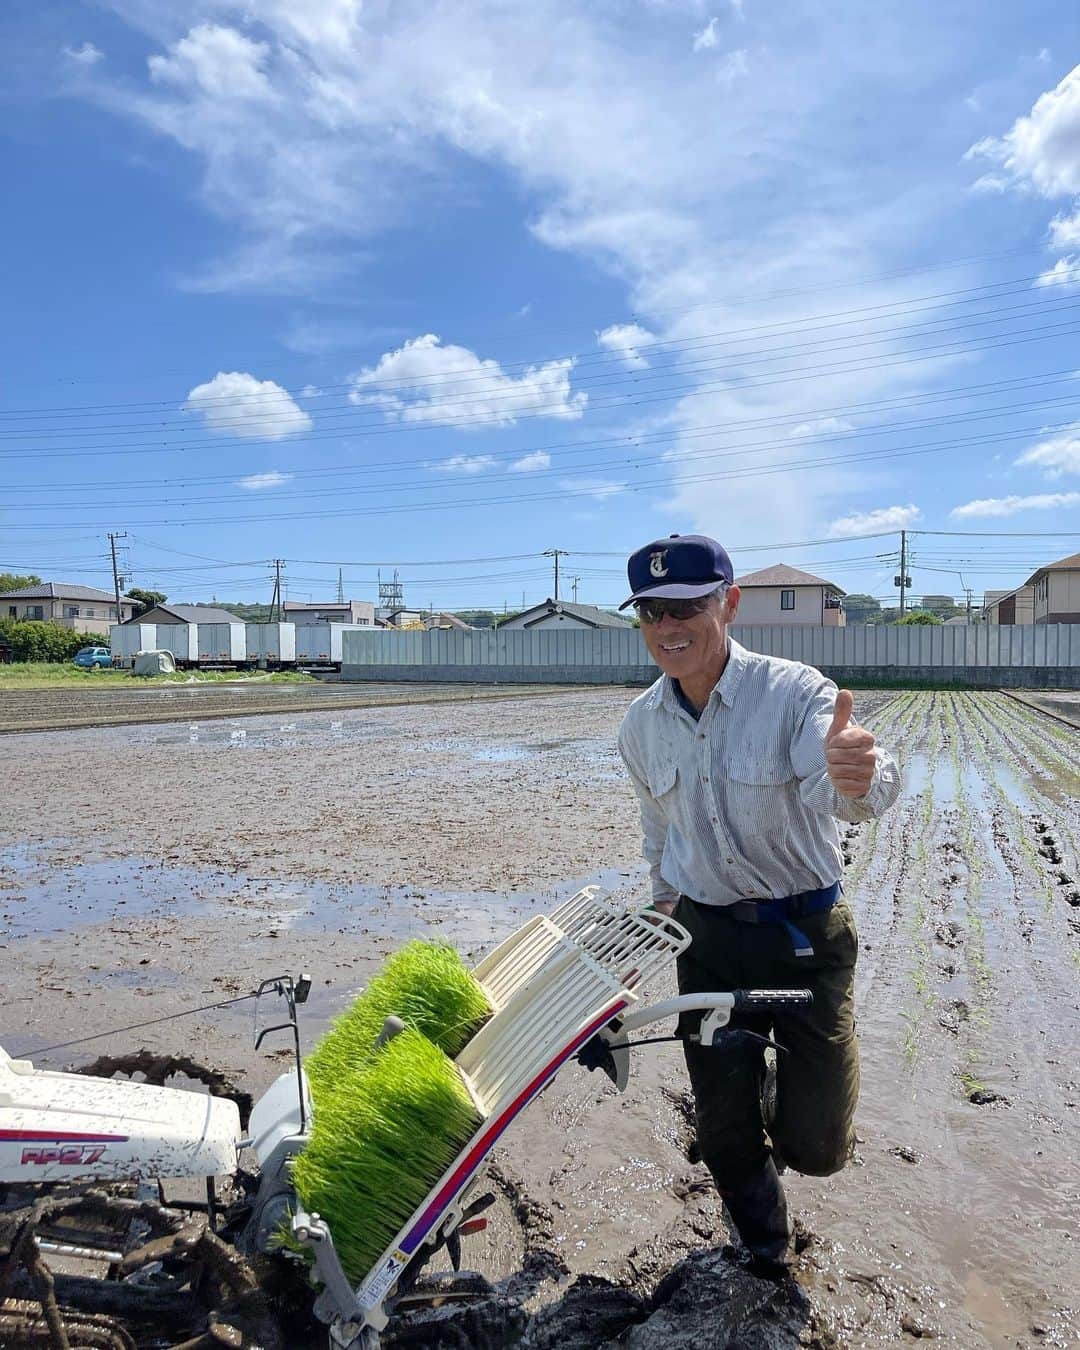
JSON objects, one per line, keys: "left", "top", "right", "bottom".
{"left": 635, "top": 589, "right": 726, "bottom": 625}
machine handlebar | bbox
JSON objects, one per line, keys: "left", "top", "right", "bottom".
{"left": 731, "top": 989, "right": 813, "bottom": 1012}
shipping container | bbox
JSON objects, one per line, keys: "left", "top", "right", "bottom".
{"left": 245, "top": 622, "right": 296, "bottom": 665}
{"left": 294, "top": 623, "right": 367, "bottom": 664}
{"left": 197, "top": 622, "right": 247, "bottom": 664}
{"left": 154, "top": 623, "right": 199, "bottom": 665}
{"left": 109, "top": 624, "right": 157, "bottom": 665}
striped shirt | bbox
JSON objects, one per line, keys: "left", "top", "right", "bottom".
{"left": 617, "top": 639, "right": 901, "bottom": 907}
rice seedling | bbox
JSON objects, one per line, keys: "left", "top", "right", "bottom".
{"left": 305, "top": 940, "right": 490, "bottom": 1099}
{"left": 293, "top": 1028, "right": 484, "bottom": 1284}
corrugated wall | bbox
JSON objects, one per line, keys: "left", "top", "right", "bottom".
{"left": 341, "top": 624, "right": 1080, "bottom": 674}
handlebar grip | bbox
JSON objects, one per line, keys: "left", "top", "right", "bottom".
{"left": 732, "top": 988, "right": 813, "bottom": 1012}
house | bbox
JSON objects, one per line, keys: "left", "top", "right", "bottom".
{"left": 1, "top": 582, "right": 137, "bottom": 636}
{"left": 127, "top": 603, "right": 245, "bottom": 626}
{"left": 283, "top": 600, "right": 375, "bottom": 625}
{"left": 1024, "top": 551, "right": 1080, "bottom": 624}
{"left": 498, "top": 599, "right": 635, "bottom": 630}
{"left": 733, "top": 564, "right": 846, "bottom": 627}
{"left": 981, "top": 586, "right": 1034, "bottom": 626}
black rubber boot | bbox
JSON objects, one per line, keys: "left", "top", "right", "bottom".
{"left": 719, "top": 1157, "right": 791, "bottom": 1274}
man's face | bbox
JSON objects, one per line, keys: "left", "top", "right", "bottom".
{"left": 638, "top": 586, "right": 740, "bottom": 681}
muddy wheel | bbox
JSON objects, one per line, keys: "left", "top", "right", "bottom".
{"left": 75, "top": 1051, "right": 254, "bottom": 1131}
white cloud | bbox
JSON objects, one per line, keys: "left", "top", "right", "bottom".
{"left": 717, "top": 48, "right": 749, "bottom": 84}
{"left": 828, "top": 504, "right": 921, "bottom": 537}
{"left": 349, "top": 334, "right": 586, "bottom": 427}
{"left": 184, "top": 371, "right": 312, "bottom": 439}
{"left": 951, "top": 491, "right": 1080, "bottom": 518}
{"left": 509, "top": 451, "right": 551, "bottom": 472}
{"left": 1015, "top": 424, "right": 1080, "bottom": 476}
{"left": 300, "top": 384, "right": 321, "bottom": 397}
{"left": 597, "top": 322, "right": 656, "bottom": 369}
{"left": 1035, "top": 255, "right": 1080, "bottom": 287}
{"left": 789, "top": 416, "right": 855, "bottom": 439}
{"left": 64, "top": 42, "right": 103, "bottom": 66}
{"left": 967, "top": 65, "right": 1080, "bottom": 198}
{"left": 236, "top": 470, "right": 294, "bottom": 490}
{"left": 1049, "top": 209, "right": 1080, "bottom": 249}
{"left": 431, "top": 455, "right": 497, "bottom": 474}
{"left": 1038, "top": 47, "right": 1052, "bottom": 64}
{"left": 693, "top": 18, "right": 719, "bottom": 51}
{"left": 558, "top": 477, "right": 626, "bottom": 500}
{"left": 149, "top": 24, "right": 272, "bottom": 99}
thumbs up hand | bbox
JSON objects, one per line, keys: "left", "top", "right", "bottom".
{"left": 825, "top": 689, "right": 877, "bottom": 798}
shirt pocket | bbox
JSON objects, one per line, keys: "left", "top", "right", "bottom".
{"left": 645, "top": 752, "right": 679, "bottom": 805}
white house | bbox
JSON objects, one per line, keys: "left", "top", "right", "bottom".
{"left": 1, "top": 582, "right": 137, "bottom": 636}
{"left": 733, "top": 565, "right": 846, "bottom": 627}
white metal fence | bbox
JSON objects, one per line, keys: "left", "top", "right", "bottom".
{"left": 340, "top": 623, "right": 1080, "bottom": 678}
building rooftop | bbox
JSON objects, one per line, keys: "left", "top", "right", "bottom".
{"left": 0, "top": 582, "right": 130, "bottom": 603}
{"left": 1024, "top": 551, "right": 1080, "bottom": 587}
{"left": 128, "top": 603, "right": 244, "bottom": 625}
{"left": 513, "top": 599, "right": 635, "bottom": 628}
{"left": 735, "top": 563, "right": 845, "bottom": 595}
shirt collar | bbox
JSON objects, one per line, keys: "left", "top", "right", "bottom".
{"left": 654, "top": 637, "right": 749, "bottom": 715}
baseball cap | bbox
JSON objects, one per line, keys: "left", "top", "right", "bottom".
{"left": 619, "top": 534, "right": 734, "bottom": 609}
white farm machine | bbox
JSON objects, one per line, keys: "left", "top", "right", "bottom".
{"left": 1, "top": 889, "right": 810, "bottom": 1348}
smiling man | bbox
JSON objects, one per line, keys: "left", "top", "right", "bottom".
{"left": 616, "top": 534, "right": 900, "bottom": 1271}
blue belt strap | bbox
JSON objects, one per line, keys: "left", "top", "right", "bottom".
{"left": 727, "top": 881, "right": 841, "bottom": 958}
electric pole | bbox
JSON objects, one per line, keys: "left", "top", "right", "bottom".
{"left": 269, "top": 559, "right": 285, "bottom": 622}
{"left": 571, "top": 576, "right": 580, "bottom": 603}
{"left": 895, "top": 530, "right": 911, "bottom": 616}
{"left": 543, "top": 548, "right": 569, "bottom": 601}
{"left": 336, "top": 568, "right": 344, "bottom": 604}
{"left": 108, "top": 532, "right": 127, "bottom": 623}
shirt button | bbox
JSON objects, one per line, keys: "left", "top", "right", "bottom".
{"left": 702, "top": 775, "right": 709, "bottom": 783}
{"left": 726, "top": 857, "right": 734, "bottom": 864}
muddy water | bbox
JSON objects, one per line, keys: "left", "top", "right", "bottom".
{"left": 2, "top": 690, "right": 1078, "bottom": 1348}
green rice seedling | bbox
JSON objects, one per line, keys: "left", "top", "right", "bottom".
{"left": 292, "top": 1027, "right": 484, "bottom": 1285}
{"left": 305, "top": 940, "right": 490, "bottom": 1100}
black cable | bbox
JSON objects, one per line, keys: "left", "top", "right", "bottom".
{"left": 19, "top": 990, "right": 264, "bottom": 1057}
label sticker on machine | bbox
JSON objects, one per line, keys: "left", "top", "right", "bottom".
{"left": 359, "top": 1252, "right": 407, "bottom": 1305}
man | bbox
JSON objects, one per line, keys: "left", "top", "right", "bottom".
{"left": 616, "top": 533, "right": 900, "bottom": 1270}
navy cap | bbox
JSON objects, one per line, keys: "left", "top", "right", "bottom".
{"left": 620, "top": 534, "right": 734, "bottom": 609}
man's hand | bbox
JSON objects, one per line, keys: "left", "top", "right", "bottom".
{"left": 825, "top": 689, "right": 877, "bottom": 799}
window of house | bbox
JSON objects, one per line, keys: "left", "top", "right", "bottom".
{"left": 7, "top": 606, "right": 16, "bottom": 618}
{"left": 780, "top": 589, "right": 795, "bottom": 610}
{"left": 84, "top": 608, "right": 95, "bottom": 617}
{"left": 27, "top": 605, "right": 44, "bottom": 620}
{"left": 65, "top": 605, "right": 80, "bottom": 618}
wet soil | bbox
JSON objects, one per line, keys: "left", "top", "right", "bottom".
{"left": 2, "top": 690, "right": 1078, "bottom": 1348}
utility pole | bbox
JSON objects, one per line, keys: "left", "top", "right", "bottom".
{"left": 269, "top": 559, "right": 285, "bottom": 622}
{"left": 543, "top": 548, "right": 569, "bottom": 601}
{"left": 571, "top": 576, "right": 580, "bottom": 603}
{"left": 895, "top": 530, "right": 911, "bottom": 616}
{"left": 108, "top": 532, "right": 126, "bottom": 623}
{"left": 336, "top": 568, "right": 344, "bottom": 604}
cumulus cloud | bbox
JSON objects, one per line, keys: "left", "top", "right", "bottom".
{"left": 1015, "top": 423, "right": 1080, "bottom": 476}
{"left": 184, "top": 371, "right": 312, "bottom": 439}
{"left": 149, "top": 23, "right": 272, "bottom": 99}
{"left": 509, "top": 451, "right": 551, "bottom": 472}
{"left": 951, "top": 491, "right": 1080, "bottom": 518}
{"left": 349, "top": 334, "right": 586, "bottom": 427}
{"left": 558, "top": 477, "right": 626, "bottom": 500}
{"left": 1035, "top": 256, "right": 1080, "bottom": 288}
{"left": 236, "top": 470, "right": 294, "bottom": 490}
{"left": 431, "top": 455, "right": 496, "bottom": 474}
{"left": 717, "top": 49, "right": 749, "bottom": 84}
{"left": 693, "top": 18, "right": 720, "bottom": 51}
{"left": 1049, "top": 209, "right": 1080, "bottom": 249}
{"left": 788, "top": 416, "right": 855, "bottom": 439}
{"left": 64, "top": 42, "right": 103, "bottom": 66}
{"left": 597, "top": 322, "right": 656, "bottom": 369}
{"left": 828, "top": 504, "right": 921, "bottom": 537}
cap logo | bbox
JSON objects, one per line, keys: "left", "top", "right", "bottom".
{"left": 649, "top": 550, "right": 669, "bottom": 578}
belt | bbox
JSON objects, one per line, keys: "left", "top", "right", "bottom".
{"left": 684, "top": 881, "right": 841, "bottom": 958}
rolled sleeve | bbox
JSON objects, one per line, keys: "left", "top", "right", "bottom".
{"left": 617, "top": 724, "right": 681, "bottom": 907}
{"left": 791, "top": 676, "right": 902, "bottom": 823}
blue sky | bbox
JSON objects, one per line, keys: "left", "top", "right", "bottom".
{"left": 2, "top": 0, "right": 1080, "bottom": 613}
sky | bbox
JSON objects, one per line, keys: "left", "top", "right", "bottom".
{"left": 2, "top": 1, "right": 1080, "bottom": 614}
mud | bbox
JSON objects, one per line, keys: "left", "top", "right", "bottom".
{"left": 2, "top": 689, "right": 1078, "bottom": 1348}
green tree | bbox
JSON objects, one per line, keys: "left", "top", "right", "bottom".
{"left": 894, "top": 610, "right": 942, "bottom": 625}
{"left": 0, "top": 618, "right": 105, "bottom": 661}
{"left": 125, "top": 588, "right": 167, "bottom": 616}
{"left": 0, "top": 573, "right": 42, "bottom": 594}
{"left": 843, "top": 593, "right": 881, "bottom": 624}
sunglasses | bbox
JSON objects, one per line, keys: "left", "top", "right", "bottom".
{"left": 635, "top": 589, "right": 726, "bottom": 625}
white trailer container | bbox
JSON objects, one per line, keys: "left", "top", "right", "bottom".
{"left": 154, "top": 623, "right": 199, "bottom": 666}
{"left": 197, "top": 623, "right": 247, "bottom": 665}
{"left": 109, "top": 624, "right": 157, "bottom": 666}
{"left": 294, "top": 623, "right": 366, "bottom": 665}
{"left": 245, "top": 622, "right": 296, "bottom": 665}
